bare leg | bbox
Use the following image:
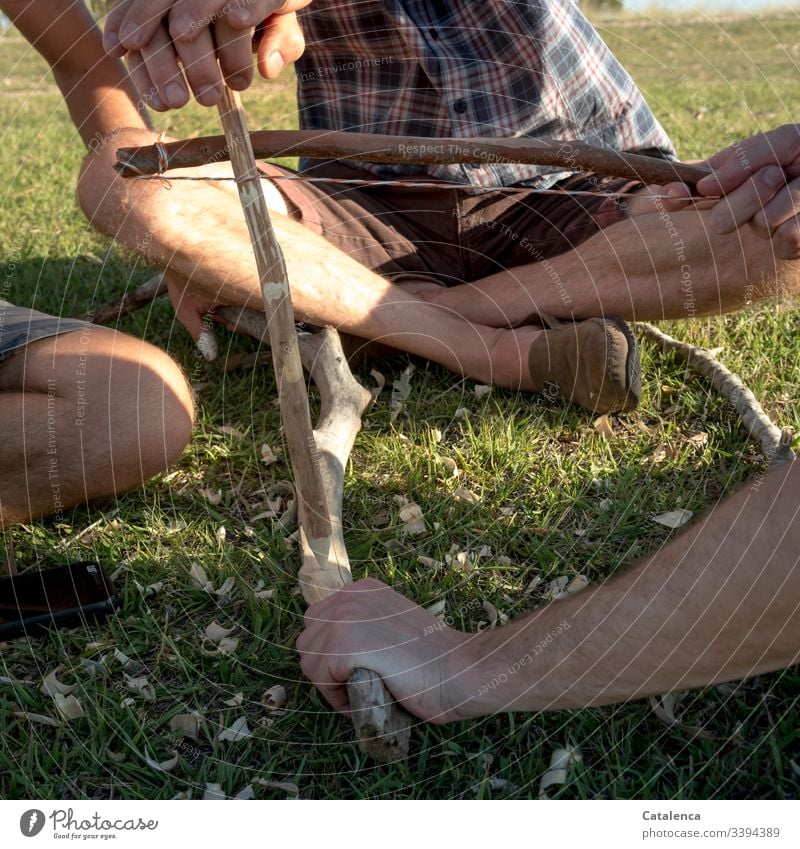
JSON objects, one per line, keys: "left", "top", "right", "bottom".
{"left": 0, "top": 327, "right": 194, "bottom": 528}
{"left": 78, "top": 128, "right": 540, "bottom": 392}
{"left": 416, "top": 187, "right": 800, "bottom": 328}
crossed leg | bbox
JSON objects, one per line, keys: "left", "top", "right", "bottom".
{"left": 0, "top": 325, "right": 194, "bottom": 528}
{"left": 415, "top": 188, "right": 800, "bottom": 327}
{"left": 78, "top": 128, "right": 540, "bottom": 393}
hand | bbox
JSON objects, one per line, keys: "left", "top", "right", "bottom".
{"left": 662, "top": 125, "right": 800, "bottom": 259}
{"left": 297, "top": 578, "right": 479, "bottom": 724}
{"left": 103, "top": 1, "right": 309, "bottom": 110}
{"left": 165, "top": 271, "right": 220, "bottom": 360}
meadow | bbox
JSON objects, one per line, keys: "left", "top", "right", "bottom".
{"left": 1, "top": 9, "right": 799, "bottom": 799}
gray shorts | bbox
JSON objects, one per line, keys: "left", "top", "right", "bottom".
{"left": 0, "top": 300, "right": 89, "bottom": 363}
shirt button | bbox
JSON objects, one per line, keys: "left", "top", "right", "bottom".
{"left": 453, "top": 100, "right": 467, "bottom": 113}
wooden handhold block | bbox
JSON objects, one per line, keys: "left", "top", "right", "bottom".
{"left": 346, "top": 668, "right": 412, "bottom": 762}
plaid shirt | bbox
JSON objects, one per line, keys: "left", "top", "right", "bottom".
{"left": 295, "top": 0, "right": 675, "bottom": 187}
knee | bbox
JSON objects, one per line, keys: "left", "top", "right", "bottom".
{"left": 94, "top": 330, "right": 195, "bottom": 475}
{"left": 134, "top": 344, "right": 195, "bottom": 471}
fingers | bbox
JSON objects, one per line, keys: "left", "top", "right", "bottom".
{"left": 169, "top": 0, "right": 285, "bottom": 41}
{"left": 165, "top": 275, "right": 219, "bottom": 362}
{"left": 658, "top": 181, "right": 696, "bottom": 212}
{"left": 112, "top": 0, "right": 174, "bottom": 52}
{"left": 697, "top": 126, "right": 800, "bottom": 197}
{"left": 709, "top": 166, "right": 786, "bottom": 235}
{"left": 256, "top": 11, "right": 306, "bottom": 79}
{"left": 140, "top": 24, "right": 190, "bottom": 109}
{"left": 126, "top": 50, "right": 164, "bottom": 111}
{"left": 213, "top": 16, "right": 254, "bottom": 89}
{"left": 104, "top": 0, "right": 135, "bottom": 56}
{"left": 751, "top": 179, "right": 800, "bottom": 259}
{"left": 174, "top": 27, "right": 224, "bottom": 106}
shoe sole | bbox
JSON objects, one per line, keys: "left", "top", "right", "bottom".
{"left": 605, "top": 315, "right": 641, "bottom": 411}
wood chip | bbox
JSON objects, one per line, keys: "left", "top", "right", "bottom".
{"left": 203, "top": 783, "right": 226, "bottom": 800}
{"left": 649, "top": 692, "right": 713, "bottom": 739}
{"left": 653, "top": 508, "right": 693, "bottom": 528}
{"left": 399, "top": 502, "right": 426, "bottom": 535}
{"left": 453, "top": 487, "right": 480, "bottom": 504}
{"left": 426, "top": 599, "right": 447, "bottom": 619}
{"left": 220, "top": 425, "right": 245, "bottom": 438}
{"left": 538, "top": 746, "right": 582, "bottom": 799}
{"left": 41, "top": 668, "right": 77, "bottom": 698}
{"left": 260, "top": 444, "right": 279, "bottom": 465}
{"left": 223, "top": 692, "right": 244, "bottom": 707}
{"left": 390, "top": 364, "right": 415, "bottom": 422}
{"left": 205, "top": 621, "right": 236, "bottom": 641}
{"left": 253, "top": 778, "right": 299, "bottom": 797}
{"left": 438, "top": 456, "right": 459, "bottom": 477}
{"left": 199, "top": 487, "right": 222, "bottom": 505}
{"left": 262, "top": 685, "right": 287, "bottom": 711}
{"left": 143, "top": 748, "right": 179, "bottom": 772}
{"left": 13, "top": 711, "right": 60, "bottom": 727}
{"left": 593, "top": 414, "right": 614, "bottom": 440}
{"left": 169, "top": 714, "right": 200, "bottom": 739}
{"left": 53, "top": 692, "right": 85, "bottom": 721}
{"left": 124, "top": 674, "right": 155, "bottom": 702}
{"left": 474, "top": 384, "right": 492, "bottom": 399}
{"left": 216, "top": 716, "right": 251, "bottom": 742}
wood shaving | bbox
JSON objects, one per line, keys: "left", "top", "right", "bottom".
{"left": 650, "top": 443, "right": 679, "bottom": 463}
{"left": 369, "top": 368, "right": 386, "bottom": 400}
{"left": 219, "top": 425, "right": 245, "bottom": 438}
{"left": 203, "top": 783, "right": 226, "bottom": 800}
{"left": 253, "top": 778, "right": 299, "bottom": 797}
{"left": 216, "top": 716, "right": 251, "bottom": 742}
{"left": 13, "top": 711, "right": 60, "bottom": 727}
{"left": 234, "top": 784, "right": 255, "bottom": 800}
{"left": 390, "top": 364, "right": 415, "bottom": 422}
{"left": 649, "top": 692, "right": 713, "bottom": 739}
{"left": 124, "top": 674, "right": 156, "bottom": 702}
{"left": 169, "top": 714, "right": 200, "bottom": 739}
{"left": 188, "top": 562, "right": 213, "bottom": 592}
{"left": 398, "top": 502, "right": 426, "bottom": 535}
{"left": 53, "top": 692, "right": 85, "bottom": 721}
{"left": 538, "top": 746, "right": 582, "bottom": 798}
{"left": 445, "top": 548, "right": 476, "bottom": 574}
{"left": 41, "top": 668, "right": 77, "bottom": 698}
{"left": 205, "top": 621, "right": 236, "bottom": 641}
{"left": 453, "top": 487, "right": 479, "bottom": 504}
{"left": 438, "top": 456, "right": 459, "bottom": 477}
{"left": 260, "top": 444, "right": 279, "bottom": 465}
{"left": 223, "top": 692, "right": 244, "bottom": 707}
{"left": 474, "top": 384, "right": 492, "bottom": 399}
{"left": 418, "top": 555, "right": 444, "bottom": 570}
{"left": 262, "top": 685, "right": 287, "bottom": 710}
{"left": 593, "top": 414, "right": 614, "bottom": 440}
{"left": 199, "top": 487, "right": 222, "bottom": 505}
{"left": 653, "top": 508, "right": 693, "bottom": 528}
{"left": 143, "top": 748, "right": 179, "bottom": 772}
{"left": 454, "top": 407, "right": 471, "bottom": 420}
{"left": 426, "top": 599, "right": 447, "bottom": 619}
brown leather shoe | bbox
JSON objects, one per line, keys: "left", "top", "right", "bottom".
{"left": 528, "top": 314, "right": 641, "bottom": 413}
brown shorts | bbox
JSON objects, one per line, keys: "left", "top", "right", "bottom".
{"left": 258, "top": 159, "right": 643, "bottom": 286}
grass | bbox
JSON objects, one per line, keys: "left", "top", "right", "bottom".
{"left": 1, "top": 10, "right": 800, "bottom": 800}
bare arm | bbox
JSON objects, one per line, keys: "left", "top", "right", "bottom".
{"left": 298, "top": 461, "right": 800, "bottom": 721}
{"left": 1, "top": 0, "right": 149, "bottom": 144}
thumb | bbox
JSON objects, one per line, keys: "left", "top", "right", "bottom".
{"left": 256, "top": 11, "right": 306, "bottom": 79}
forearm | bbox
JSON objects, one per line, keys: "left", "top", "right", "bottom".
{"left": 463, "top": 461, "right": 800, "bottom": 716}
{"left": 1, "top": 0, "right": 148, "bottom": 144}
